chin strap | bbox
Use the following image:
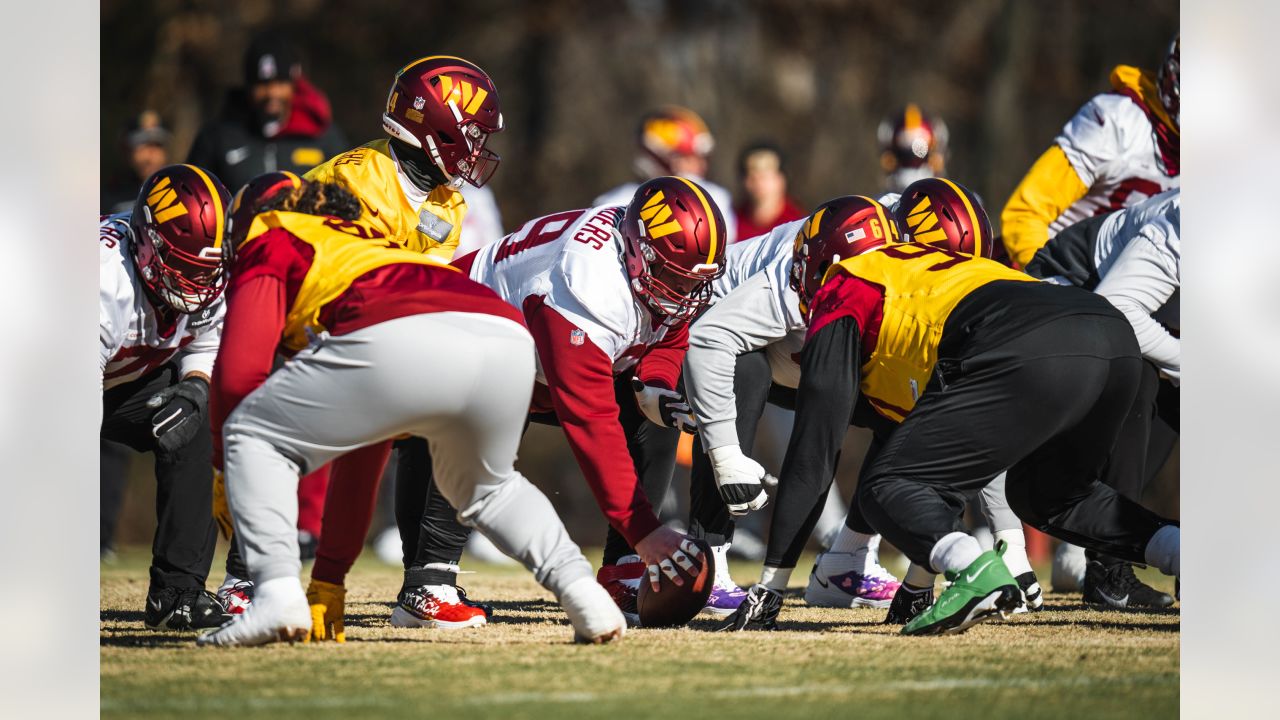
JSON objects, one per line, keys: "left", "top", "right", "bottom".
{"left": 390, "top": 138, "right": 450, "bottom": 192}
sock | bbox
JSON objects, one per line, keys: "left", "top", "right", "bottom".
{"left": 929, "top": 532, "right": 983, "bottom": 575}
{"left": 994, "top": 529, "right": 1034, "bottom": 576}
{"left": 760, "top": 565, "right": 792, "bottom": 591}
{"left": 830, "top": 527, "right": 875, "bottom": 554}
{"left": 711, "top": 544, "right": 733, "bottom": 585}
{"left": 828, "top": 528, "right": 876, "bottom": 573}
{"left": 904, "top": 563, "right": 937, "bottom": 589}
{"left": 1144, "top": 525, "right": 1179, "bottom": 575}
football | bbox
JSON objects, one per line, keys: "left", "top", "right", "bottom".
{"left": 636, "top": 538, "right": 715, "bottom": 628}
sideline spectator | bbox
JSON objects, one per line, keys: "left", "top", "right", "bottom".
{"left": 187, "top": 31, "right": 347, "bottom": 190}
{"left": 733, "top": 142, "right": 805, "bottom": 240}
{"left": 101, "top": 110, "right": 170, "bottom": 213}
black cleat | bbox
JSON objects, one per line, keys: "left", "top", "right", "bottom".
{"left": 717, "top": 585, "right": 783, "bottom": 631}
{"left": 1082, "top": 560, "right": 1174, "bottom": 609}
{"left": 1015, "top": 571, "right": 1044, "bottom": 612}
{"left": 883, "top": 583, "right": 934, "bottom": 625}
{"left": 145, "top": 586, "right": 232, "bottom": 631}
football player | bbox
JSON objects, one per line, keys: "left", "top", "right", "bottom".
{"left": 1006, "top": 35, "right": 1179, "bottom": 586}
{"left": 1024, "top": 188, "right": 1181, "bottom": 609}
{"left": 725, "top": 195, "right": 1179, "bottom": 635}
{"left": 198, "top": 178, "right": 625, "bottom": 647}
{"left": 303, "top": 55, "right": 506, "bottom": 626}
{"left": 395, "top": 176, "right": 725, "bottom": 626}
{"left": 99, "top": 164, "right": 233, "bottom": 631}
{"left": 683, "top": 197, "right": 902, "bottom": 616}
{"left": 878, "top": 104, "right": 948, "bottom": 193}
{"left": 595, "top": 106, "right": 737, "bottom": 245}
{"left": 1001, "top": 35, "right": 1179, "bottom": 269}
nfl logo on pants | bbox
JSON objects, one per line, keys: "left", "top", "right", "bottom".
{"left": 569, "top": 329, "right": 585, "bottom": 346}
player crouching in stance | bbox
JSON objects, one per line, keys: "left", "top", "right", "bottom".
{"left": 197, "top": 178, "right": 624, "bottom": 646}
{"left": 100, "top": 164, "right": 234, "bottom": 631}
{"left": 444, "top": 176, "right": 725, "bottom": 624}
{"left": 734, "top": 195, "right": 1180, "bottom": 635}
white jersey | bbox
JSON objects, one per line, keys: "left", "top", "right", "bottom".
{"left": 99, "top": 214, "right": 224, "bottom": 391}
{"left": 710, "top": 219, "right": 808, "bottom": 386}
{"left": 454, "top": 184, "right": 505, "bottom": 258}
{"left": 594, "top": 177, "right": 738, "bottom": 245}
{"left": 1052, "top": 93, "right": 1179, "bottom": 234}
{"left": 467, "top": 205, "right": 672, "bottom": 383}
{"left": 1092, "top": 191, "right": 1181, "bottom": 383}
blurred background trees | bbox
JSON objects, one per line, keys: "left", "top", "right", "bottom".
{"left": 100, "top": 0, "right": 1178, "bottom": 548}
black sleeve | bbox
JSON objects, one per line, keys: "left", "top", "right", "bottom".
{"left": 186, "top": 124, "right": 218, "bottom": 170}
{"left": 763, "top": 315, "right": 861, "bottom": 569}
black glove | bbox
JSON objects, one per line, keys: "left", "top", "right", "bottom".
{"left": 146, "top": 376, "right": 210, "bottom": 454}
{"left": 717, "top": 584, "right": 783, "bottom": 631}
{"left": 631, "top": 377, "right": 697, "bottom": 433}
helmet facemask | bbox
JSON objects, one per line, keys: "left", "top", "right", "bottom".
{"left": 138, "top": 225, "right": 226, "bottom": 313}
{"left": 627, "top": 237, "right": 719, "bottom": 325}
{"left": 420, "top": 104, "right": 502, "bottom": 188}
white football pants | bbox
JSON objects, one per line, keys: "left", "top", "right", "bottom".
{"left": 222, "top": 312, "right": 594, "bottom": 598}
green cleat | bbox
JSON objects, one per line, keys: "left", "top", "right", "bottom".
{"left": 901, "top": 541, "right": 1022, "bottom": 636}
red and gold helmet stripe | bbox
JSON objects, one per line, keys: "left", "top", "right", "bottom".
{"left": 672, "top": 176, "right": 719, "bottom": 264}
{"left": 935, "top": 177, "right": 983, "bottom": 258}
{"left": 185, "top": 164, "right": 227, "bottom": 249}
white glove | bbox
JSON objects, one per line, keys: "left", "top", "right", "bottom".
{"left": 631, "top": 378, "right": 697, "bottom": 433}
{"left": 709, "top": 445, "right": 773, "bottom": 516}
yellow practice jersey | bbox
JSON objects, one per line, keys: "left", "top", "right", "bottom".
{"left": 305, "top": 138, "right": 467, "bottom": 261}
{"left": 235, "top": 210, "right": 456, "bottom": 353}
{"left": 826, "top": 245, "right": 1035, "bottom": 421}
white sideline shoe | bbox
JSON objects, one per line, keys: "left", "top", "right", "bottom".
{"left": 197, "top": 577, "right": 310, "bottom": 647}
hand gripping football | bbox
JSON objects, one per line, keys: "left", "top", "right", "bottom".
{"left": 637, "top": 538, "right": 714, "bottom": 628}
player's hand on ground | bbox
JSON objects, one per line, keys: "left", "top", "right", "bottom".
{"left": 631, "top": 378, "right": 697, "bottom": 433}
{"left": 306, "top": 579, "right": 346, "bottom": 643}
{"left": 717, "top": 584, "right": 783, "bottom": 631}
{"left": 146, "top": 375, "right": 210, "bottom": 454}
{"left": 709, "top": 445, "right": 774, "bottom": 515}
{"left": 634, "top": 527, "right": 703, "bottom": 592}
{"left": 211, "top": 469, "right": 233, "bottom": 540}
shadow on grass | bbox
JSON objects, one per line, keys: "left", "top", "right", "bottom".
{"left": 100, "top": 632, "right": 198, "bottom": 648}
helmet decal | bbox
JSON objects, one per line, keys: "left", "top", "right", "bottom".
{"left": 145, "top": 175, "right": 190, "bottom": 225}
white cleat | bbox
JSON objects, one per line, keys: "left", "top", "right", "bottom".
{"left": 197, "top": 577, "right": 310, "bottom": 647}
{"left": 560, "top": 576, "right": 626, "bottom": 644}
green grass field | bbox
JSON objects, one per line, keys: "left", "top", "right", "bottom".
{"left": 101, "top": 547, "right": 1178, "bottom": 720}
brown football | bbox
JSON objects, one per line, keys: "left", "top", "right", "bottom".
{"left": 636, "top": 538, "right": 714, "bottom": 628}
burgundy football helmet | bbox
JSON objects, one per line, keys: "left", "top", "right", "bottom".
{"left": 129, "top": 164, "right": 231, "bottom": 313}
{"left": 894, "top": 178, "right": 993, "bottom": 258}
{"left": 878, "top": 104, "right": 949, "bottom": 192}
{"left": 226, "top": 171, "right": 304, "bottom": 250}
{"left": 620, "top": 176, "right": 726, "bottom": 323}
{"left": 1157, "top": 35, "right": 1179, "bottom": 129}
{"left": 790, "top": 195, "right": 899, "bottom": 316}
{"left": 382, "top": 55, "right": 503, "bottom": 187}
{"left": 634, "top": 106, "right": 715, "bottom": 178}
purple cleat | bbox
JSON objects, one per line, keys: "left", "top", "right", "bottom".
{"left": 702, "top": 581, "right": 749, "bottom": 618}
{"left": 701, "top": 544, "right": 748, "bottom": 617}
{"left": 804, "top": 552, "right": 902, "bottom": 609}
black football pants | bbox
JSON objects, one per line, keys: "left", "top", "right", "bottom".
{"left": 857, "top": 313, "right": 1175, "bottom": 569}
{"left": 395, "top": 373, "right": 680, "bottom": 587}
{"left": 100, "top": 365, "right": 217, "bottom": 590}
{"left": 687, "top": 350, "right": 888, "bottom": 569}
